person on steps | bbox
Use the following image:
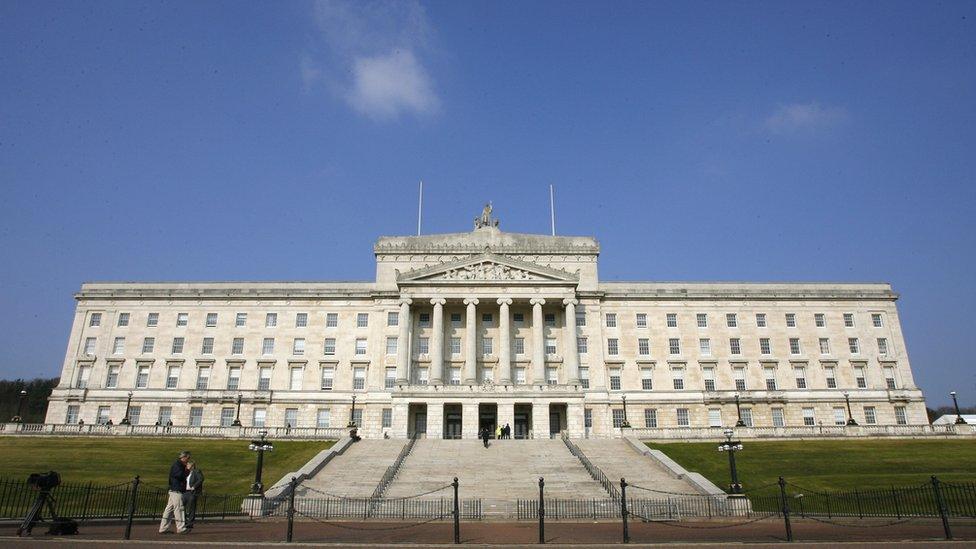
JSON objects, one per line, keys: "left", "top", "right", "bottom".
{"left": 480, "top": 427, "right": 490, "bottom": 448}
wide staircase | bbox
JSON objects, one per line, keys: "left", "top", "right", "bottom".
{"left": 296, "top": 439, "right": 407, "bottom": 498}
{"left": 574, "top": 438, "right": 702, "bottom": 495}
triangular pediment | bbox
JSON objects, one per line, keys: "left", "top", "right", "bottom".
{"left": 397, "top": 252, "right": 579, "bottom": 284}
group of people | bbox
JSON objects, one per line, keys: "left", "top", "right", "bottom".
{"left": 479, "top": 423, "right": 513, "bottom": 447}
{"left": 159, "top": 450, "right": 205, "bottom": 535}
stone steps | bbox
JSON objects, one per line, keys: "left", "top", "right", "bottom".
{"left": 297, "top": 439, "right": 406, "bottom": 498}
{"left": 574, "top": 438, "right": 703, "bottom": 496}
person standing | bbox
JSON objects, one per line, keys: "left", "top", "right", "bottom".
{"left": 494, "top": 424, "right": 501, "bottom": 439}
{"left": 183, "top": 461, "right": 204, "bottom": 531}
{"left": 159, "top": 451, "right": 190, "bottom": 534}
{"left": 480, "top": 427, "right": 490, "bottom": 448}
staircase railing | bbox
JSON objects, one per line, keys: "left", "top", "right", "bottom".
{"left": 370, "top": 434, "right": 420, "bottom": 502}
{"left": 561, "top": 432, "right": 620, "bottom": 500}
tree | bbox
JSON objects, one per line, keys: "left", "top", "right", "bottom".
{"left": 0, "top": 378, "right": 59, "bottom": 423}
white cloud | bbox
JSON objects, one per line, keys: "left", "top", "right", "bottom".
{"left": 305, "top": 0, "right": 439, "bottom": 121}
{"left": 764, "top": 102, "right": 847, "bottom": 135}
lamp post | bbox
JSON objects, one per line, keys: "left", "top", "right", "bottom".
{"left": 620, "top": 395, "right": 631, "bottom": 428}
{"left": 950, "top": 391, "right": 967, "bottom": 425}
{"left": 843, "top": 391, "right": 858, "bottom": 425}
{"left": 12, "top": 390, "right": 27, "bottom": 423}
{"left": 232, "top": 393, "right": 242, "bottom": 426}
{"left": 348, "top": 395, "right": 358, "bottom": 427}
{"left": 717, "top": 428, "right": 743, "bottom": 494}
{"left": 120, "top": 392, "right": 133, "bottom": 425}
{"left": 248, "top": 430, "right": 273, "bottom": 495}
{"left": 734, "top": 393, "right": 746, "bottom": 427}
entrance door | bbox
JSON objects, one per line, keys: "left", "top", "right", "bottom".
{"left": 549, "top": 410, "right": 562, "bottom": 438}
{"left": 478, "top": 403, "right": 498, "bottom": 438}
{"left": 444, "top": 404, "right": 462, "bottom": 439}
{"left": 514, "top": 403, "right": 532, "bottom": 439}
{"left": 414, "top": 412, "right": 427, "bottom": 438}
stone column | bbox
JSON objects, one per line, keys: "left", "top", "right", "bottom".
{"left": 530, "top": 298, "right": 546, "bottom": 384}
{"left": 395, "top": 298, "right": 412, "bottom": 384}
{"left": 497, "top": 298, "right": 513, "bottom": 384}
{"left": 563, "top": 298, "right": 581, "bottom": 385}
{"left": 463, "top": 298, "right": 479, "bottom": 384}
{"left": 429, "top": 298, "right": 446, "bottom": 385}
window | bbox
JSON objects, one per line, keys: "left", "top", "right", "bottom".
{"left": 252, "top": 408, "right": 266, "bottom": 427}
{"left": 326, "top": 313, "right": 338, "bottom": 328}
{"left": 703, "top": 367, "right": 715, "bottom": 391}
{"left": 355, "top": 338, "right": 367, "bottom": 355}
{"left": 872, "top": 313, "right": 883, "bottom": 328}
{"left": 206, "top": 313, "right": 218, "bottom": 327}
{"left": 451, "top": 337, "right": 462, "bottom": 356}
{"left": 759, "top": 338, "right": 771, "bottom": 355}
{"left": 668, "top": 338, "right": 680, "bottom": 355}
{"left": 258, "top": 367, "right": 272, "bottom": 391}
{"left": 644, "top": 408, "right": 657, "bottom": 428}
{"left": 227, "top": 366, "right": 241, "bottom": 390}
{"left": 323, "top": 338, "right": 336, "bottom": 355}
{"left": 320, "top": 368, "right": 334, "bottom": 390}
{"left": 545, "top": 337, "right": 557, "bottom": 355}
{"left": 785, "top": 313, "right": 796, "bottom": 328}
{"left": 417, "top": 311, "right": 432, "bottom": 327}
{"left": 824, "top": 366, "right": 837, "bottom": 389}
{"left": 666, "top": 313, "right": 677, "bottom": 328}
{"left": 105, "top": 365, "right": 120, "bottom": 388}
{"left": 147, "top": 312, "right": 159, "bottom": 327}
{"left": 884, "top": 366, "right": 896, "bottom": 389}
{"left": 772, "top": 408, "right": 785, "bottom": 427}
{"left": 284, "top": 366, "right": 301, "bottom": 390}
{"left": 353, "top": 367, "right": 365, "bottom": 390}
{"left": 726, "top": 313, "right": 737, "bottom": 328}
{"left": 814, "top": 313, "right": 825, "bottom": 328}
{"left": 708, "top": 408, "right": 722, "bottom": 428}
{"left": 512, "top": 337, "right": 523, "bottom": 356}
{"left": 636, "top": 313, "right": 647, "bottom": 328}
{"left": 579, "top": 367, "right": 589, "bottom": 389}
{"left": 878, "top": 338, "right": 889, "bottom": 355}
{"left": 833, "top": 407, "right": 846, "bottom": 426}
{"left": 200, "top": 337, "right": 214, "bottom": 355}
{"left": 479, "top": 368, "right": 492, "bottom": 384}
{"left": 117, "top": 313, "right": 130, "bottom": 327}
{"left": 895, "top": 406, "right": 907, "bottom": 425}
{"left": 577, "top": 337, "right": 588, "bottom": 354}
{"left": 819, "top": 338, "right": 830, "bottom": 355}
{"left": 546, "top": 367, "right": 558, "bottom": 385}
{"left": 789, "top": 338, "right": 801, "bottom": 355}
{"left": 454, "top": 313, "right": 465, "bottom": 327}
{"left": 196, "top": 366, "right": 210, "bottom": 390}
{"left": 864, "top": 406, "right": 877, "bottom": 425}
{"left": 733, "top": 367, "right": 746, "bottom": 391}
{"left": 171, "top": 337, "right": 184, "bottom": 355}
{"left": 112, "top": 337, "right": 125, "bottom": 355}
{"left": 296, "top": 312, "right": 308, "bottom": 328}
{"left": 576, "top": 311, "right": 586, "bottom": 327}
{"left": 612, "top": 409, "right": 626, "bottom": 428}
{"left": 177, "top": 313, "right": 188, "bottom": 327}
{"left": 284, "top": 409, "right": 300, "bottom": 429}
{"left": 385, "top": 367, "right": 396, "bottom": 389}
{"left": 136, "top": 366, "right": 150, "bottom": 389}
{"left": 756, "top": 313, "right": 767, "bottom": 328}
{"left": 158, "top": 406, "right": 172, "bottom": 425}
{"left": 676, "top": 408, "right": 690, "bottom": 427}
{"left": 545, "top": 313, "right": 556, "bottom": 327}
{"left": 316, "top": 408, "right": 331, "bottom": 428}
{"left": 89, "top": 312, "right": 102, "bottom": 327}
{"left": 236, "top": 313, "right": 247, "bottom": 327}
{"left": 607, "top": 338, "right": 619, "bottom": 356}
{"left": 232, "top": 337, "right": 244, "bottom": 355}
{"left": 699, "top": 338, "right": 711, "bottom": 356}
{"left": 641, "top": 368, "right": 653, "bottom": 391}
{"left": 605, "top": 313, "right": 617, "bottom": 328}
{"left": 480, "top": 313, "right": 491, "bottom": 325}
{"left": 128, "top": 406, "right": 142, "bottom": 425}
{"left": 262, "top": 338, "right": 275, "bottom": 355}
{"left": 794, "top": 366, "right": 807, "bottom": 389}
{"left": 609, "top": 368, "right": 621, "bottom": 390}
{"left": 189, "top": 407, "right": 203, "bottom": 427}
{"left": 220, "top": 408, "right": 235, "bottom": 427}
{"left": 386, "top": 337, "right": 398, "bottom": 356}
{"left": 418, "top": 337, "right": 430, "bottom": 355}
{"left": 166, "top": 366, "right": 180, "bottom": 389}
{"left": 730, "top": 338, "right": 741, "bottom": 355}
{"left": 449, "top": 367, "right": 461, "bottom": 385}
{"left": 416, "top": 367, "right": 429, "bottom": 385}
{"left": 638, "top": 338, "right": 650, "bottom": 356}
{"left": 672, "top": 367, "right": 685, "bottom": 390}
{"left": 265, "top": 313, "right": 277, "bottom": 327}
{"left": 696, "top": 313, "right": 707, "bottom": 328}
{"left": 388, "top": 311, "right": 399, "bottom": 327}
{"left": 854, "top": 366, "right": 866, "bottom": 388}
{"left": 382, "top": 408, "right": 393, "bottom": 428}
{"left": 741, "top": 408, "right": 753, "bottom": 427}
{"left": 482, "top": 337, "right": 493, "bottom": 355}
{"left": 848, "top": 338, "right": 860, "bottom": 354}
{"left": 83, "top": 337, "right": 97, "bottom": 355}
{"left": 357, "top": 313, "right": 369, "bottom": 328}
{"left": 843, "top": 313, "right": 855, "bottom": 327}
{"left": 97, "top": 406, "right": 111, "bottom": 425}
{"left": 764, "top": 366, "right": 777, "bottom": 390}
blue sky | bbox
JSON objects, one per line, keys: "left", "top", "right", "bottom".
{"left": 1, "top": 1, "right": 973, "bottom": 407}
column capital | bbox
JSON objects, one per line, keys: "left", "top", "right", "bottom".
{"left": 399, "top": 298, "right": 413, "bottom": 306}
{"left": 430, "top": 298, "right": 447, "bottom": 306}
{"left": 496, "top": 298, "right": 513, "bottom": 306}
{"left": 463, "top": 297, "right": 480, "bottom": 306}
{"left": 562, "top": 298, "right": 579, "bottom": 307}
{"left": 529, "top": 298, "right": 546, "bottom": 306}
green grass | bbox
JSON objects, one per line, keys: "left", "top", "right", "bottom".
{"left": 0, "top": 436, "right": 333, "bottom": 494}
{"left": 647, "top": 439, "right": 976, "bottom": 494}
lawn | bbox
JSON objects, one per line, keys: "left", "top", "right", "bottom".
{"left": 0, "top": 436, "right": 333, "bottom": 494}
{"left": 647, "top": 439, "right": 976, "bottom": 494}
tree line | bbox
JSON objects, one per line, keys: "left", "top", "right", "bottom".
{"left": 0, "top": 378, "right": 58, "bottom": 423}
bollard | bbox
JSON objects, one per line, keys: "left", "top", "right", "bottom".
{"left": 452, "top": 477, "right": 460, "bottom": 545}
{"left": 538, "top": 477, "right": 545, "bottom": 544}
{"left": 778, "top": 477, "right": 793, "bottom": 542}
{"left": 620, "top": 478, "right": 629, "bottom": 544}
{"left": 124, "top": 476, "right": 139, "bottom": 540}
{"left": 931, "top": 476, "right": 952, "bottom": 540}
{"left": 286, "top": 477, "right": 297, "bottom": 543}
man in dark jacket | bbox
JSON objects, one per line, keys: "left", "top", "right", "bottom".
{"left": 480, "top": 427, "right": 490, "bottom": 448}
{"left": 183, "top": 461, "right": 204, "bottom": 530}
{"left": 159, "top": 451, "right": 190, "bottom": 534}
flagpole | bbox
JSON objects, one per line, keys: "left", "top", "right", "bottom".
{"left": 417, "top": 180, "right": 423, "bottom": 236}
{"left": 549, "top": 184, "right": 556, "bottom": 236}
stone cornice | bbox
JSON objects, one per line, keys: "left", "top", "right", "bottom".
{"left": 599, "top": 282, "right": 897, "bottom": 301}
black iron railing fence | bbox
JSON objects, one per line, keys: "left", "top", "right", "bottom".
{"left": 560, "top": 433, "right": 620, "bottom": 500}
{"left": 371, "top": 434, "right": 419, "bottom": 500}
{"left": 266, "top": 495, "right": 482, "bottom": 521}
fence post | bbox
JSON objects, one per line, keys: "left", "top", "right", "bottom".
{"left": 124, "top": 476, "right": 139, "bottom": 540}
{"left": 891, "top": 486, "right": 901, "bottom": 519}
{"left": 854, "top": 488, "right": 863, "bottom": 519}
{"left": 286, "top": 477, "right": 297, "bottom": 543}
{"left": 620, "top": 478, "right": 629, "bottom": 544}
{"left": 81, "top": 480, "right": 93, "bottom": 523}
{"left": 538, "top": 477, "right": 545, "bottom": 544}
{"left": 931, "top": 476, "right": 952, "bottom": 540}
{"left": 778, "top": 477, "right": 793, "bottom": 543}
{"left": 825, "top": 492, "right": 831, "bottom": 519}
{"left": 452, "top": 477, "right": 460, "bottom": 545}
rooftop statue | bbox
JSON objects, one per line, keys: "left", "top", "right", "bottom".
{"left": 474, "top": 201, "right": 500, "bottom": 229}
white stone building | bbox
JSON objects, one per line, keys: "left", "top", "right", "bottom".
{"left": 45, "top": 210, "right": 928, "bottom": 438}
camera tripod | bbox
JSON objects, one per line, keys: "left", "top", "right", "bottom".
{"left": 17, "top": 488, "right": 60, "bottom": 536}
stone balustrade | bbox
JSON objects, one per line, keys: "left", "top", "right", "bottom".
{"left": 623, "top": 422, "right": 975, "bottom": 441}
{"left": 0, "top": 422, "right": 343, "bottom": 440}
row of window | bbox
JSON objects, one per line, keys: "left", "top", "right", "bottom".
{"left": 602, "top": 312, "right": 885, "bottom": 330}
{"left": 66, "top": 404, "right": 380, "bottom": 429}
{"left": 89, "top": 311, "right": 381, "bottom": 329}
{"left": 602, "top": 364, "right": 898, "bottom": 391}
{"left": 604, "top": 336, "right": 890, "bottom": 357}
{"left": 608, "top": 404, "right": 909, "bottom": 428}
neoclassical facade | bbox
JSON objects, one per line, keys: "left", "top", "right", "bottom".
{"left": 46, "top": 213, "right": 928, "bottom": 438}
